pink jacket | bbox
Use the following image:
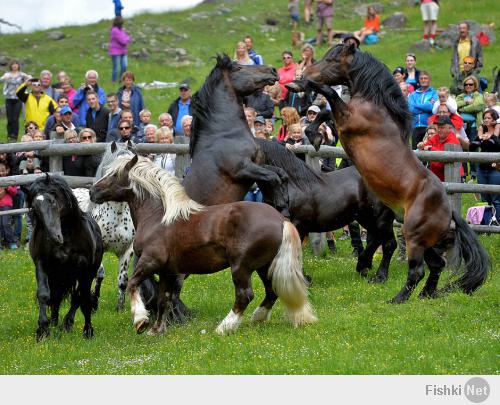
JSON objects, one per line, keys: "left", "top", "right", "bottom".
{"left": 0, "top": 186, "right": 17, "bottom": 208}
{"left": 278, "top": 63, "right": 297, "bottom": 100}
{"left": 109, "top": 27, "right": 131, "bottom": 56}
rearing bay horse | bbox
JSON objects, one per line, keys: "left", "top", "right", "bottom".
{"left": 184, "top": 55, "right": 290, "bottom": 216}
{"left": 291, "top": 44, "right": 490, "bottom": 302}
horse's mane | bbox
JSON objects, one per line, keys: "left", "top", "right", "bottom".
{"left": 255, "top": 139, "right": 323, "bottom": 190}
{"left": 27, "top": 174, "right": 83, "bottom": 219}
{"left": 190, "top": 54, "right": 237, "bottom": 156}
{"left": 330, "top": 46, "right": 412, "bottom": 141}
{"left": 106, "top": 156, "right": 204, "bottom": 225}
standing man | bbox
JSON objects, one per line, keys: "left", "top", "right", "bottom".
{"left": 106, "top": 92, "right": 122, "bottom": 133}
{"left": 16, "top": 78, "right": 57, "bottom": 131}
{"left": 40, "top": 70, "right": 59, "bottom": 102}
{"left": 451, "top": 22, "right": 483, "bottom": 80}
{"left": 85, "top": 91, "right": 109, "bottom": 142}
{"left": 408, "top": 71, "right": 438, "bottom": 149}
{"left": 420, "top": 0, "right": 439, "bottom": 46}
{"left": 168, "top": 83, "right": 192, "bottom": 136}
{"left": 316, "top": 0, "right": 334, "bottom": 47}
{"left": 73, "top": 70, "right": 106, "bottom": 126}
{"left": 244, "top": 36, "right": 264, "bottom": 65}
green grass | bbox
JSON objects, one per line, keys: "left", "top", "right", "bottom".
{"left": 0, "top": 230, "right": 498, "bottom": 375}
{"left": 0, "top": 0, "right": 498, "bottom": 375}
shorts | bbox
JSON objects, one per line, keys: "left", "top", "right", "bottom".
{"left": 290, "top": 13, "right": 300, "bottom": 23}
{"left": 420, "top": 2, "right": 439, "bottom": 21}
{"left": 304, "top": 0, "right": 314, "bottom": 6}
{"left": 317, "top": 15, "right": 333, "bottom": 30}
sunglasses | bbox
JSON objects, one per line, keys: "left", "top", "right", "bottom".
{"left": 31, "top": 82, "right": 41, "bottom": 86}
{"left": 464, "top": 83, "right": 475, "bottom": 87}
{"left": 119, "top": 126, "right": 131, "bottom": 130}
{"left": 463, "top": 61, "right": 474, "bottom": 65}
{"left": 80, "top": 135, "right": 92, "bottom": 140}
{"left": 27, "top": 126, "right": 37, "bottom": 130}
{"left": 283, "top": 56, "right": 292, "bottom": 60}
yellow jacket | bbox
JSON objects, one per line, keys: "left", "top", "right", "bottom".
{"left": 16, "top": 83, "right": 58, "bottom": 130}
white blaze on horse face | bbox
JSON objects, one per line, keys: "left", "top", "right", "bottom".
{"left": 35, "top": 195, "right": 45, "bottom": 202}
{"left": 215, "top": 309, "right": 243, "bottom": 335}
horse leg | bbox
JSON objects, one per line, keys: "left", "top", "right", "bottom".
{"left": 356, "top": 230, "right": 376, "bottom": 278}
{"left": 62, "top": 289, "right": 80, "bottom": 332}
{"left": 250, "top": 266, "right": 278, "bottom": 322}
{"left": 150, "top": 273, "right": 171, "bottom": 335}
{"left": 79, "top": 276, "right": 95, "bottom": 339}
{"left": 216, "top": 268, "right": 254, "bottom": 335}
{"left": 235, "top": 162, "right": 290, "bottom": 218}
{"left": 371, "top": 232, "right": 397, "bottom": 283}
{"left": 128, "top": 255, "right": 162, "bottom": 334}
{"left": 389, "top": 242, "right": 426, "bottom": 303}
{"left": 50, "top": 293, "right": 63, "bottom": 326}
{"left": 35, "top": 263, "right": 50, "bottom": 341}
{"left": 116, "top": 246, "right": 133, "bottom": 312}
{"left": 91, "top": 263, "right": 105, "bottom": 313}
{"left": 419, "top": 248, "right": 446, "bottom": 299}
{"left": 167, "top": 275, "right": 191, "bottom": 324}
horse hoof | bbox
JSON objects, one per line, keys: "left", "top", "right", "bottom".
{"left": 83, "top": 326, "right": 94, "bottom": 339}
{"left": 135, "top": 318, "right": 150, "bottom": 334}
{"left": 357, "top": 268, "right": 369, "bottom": 278}
{"left": 387, "top": 296, "right": 406, "bottom": 304}
{"left": 116, "top": 303, "right": 125, "bottom": 312}
{"left": 36, "top": 328, "right": 50, "bottom": 342}
{"left": 369, "top": 275, "right": 387, "bottom": 284}
{"left": 419, "top": 290, "right": 438, "bottom": 299}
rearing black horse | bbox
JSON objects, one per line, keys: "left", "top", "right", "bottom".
{"left": 25, "top": 174, "right": 104, "bottom": 340}
{"left": 184, "top": 54, "right": 290, "bottom": 216}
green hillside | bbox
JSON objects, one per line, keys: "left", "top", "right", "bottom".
{"left": 0, "top": 0, "right": 498, "bottom": 143}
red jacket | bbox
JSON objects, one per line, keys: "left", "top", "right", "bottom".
{"left": 278, "top": 63, "right": 297, "bottom": 100}
{"left": 0, "top": 186, "right": 17, "bottom": 208}
{"left": 428, "top": 113, "right": 464, "bottom": 131}
{"left": 424, "top": 132, "right": 464, "bottom": 181}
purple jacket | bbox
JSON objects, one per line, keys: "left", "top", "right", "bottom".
{"left": 109, "top": 27, "right": 131, "bottom": 56}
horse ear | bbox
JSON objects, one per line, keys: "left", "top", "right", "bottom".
{"left": 347, "top": 43, "right": 357, "bottom": 54}
{"left": 125, "top": 154, "right": 139, "bottom": 171}
{"left": 44, "top": 173, "right": 51, "bottom": 184}
{"left": 111, "top": 141, "right": 117, "bottom": 153}
{"left": 126, "top": 140, "right": 137, "bottom": 153}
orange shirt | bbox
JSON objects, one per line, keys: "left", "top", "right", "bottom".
{"left": 364, "top": 15, "right": 380, "bottom": 32}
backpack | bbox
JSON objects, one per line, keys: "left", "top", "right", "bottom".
{"left": 466, "top": 205, "right": 498, "bottom": 226}
{"left": 364, "top": 34, "right": 379, "bottom": 45}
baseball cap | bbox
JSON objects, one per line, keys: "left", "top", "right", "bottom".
{"left": 436, "top": 116, "right": 452, "bottom": 126}
{"left": 60, "top": 106, "right": 72, "bottom": 115}
{"left": 307, "top": 105, "right": 321, "bottom": 114}
{"left": 179, "top": 83, "right": 190, "bottom": 90}
{"left": 393, "top": 66, "right": 406, "bottom": 76}
{"left": 255, "top": 116, "right": 266, "bottom": 124}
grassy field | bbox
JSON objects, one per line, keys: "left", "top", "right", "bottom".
{"left": 0, "top": 0, "right": 498, "bottom": 375}
{"left": 0, "top": 232, "right": 498, "bottom": 374}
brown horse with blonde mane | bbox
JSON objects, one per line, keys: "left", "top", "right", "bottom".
{"left": 90, "top": 155, "right": 316, "bottom": 334}
{"left": 288, "top": 44, "right": 490, "bottom": 303}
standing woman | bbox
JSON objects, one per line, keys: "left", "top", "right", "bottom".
{"left": 420, "top": 0, "right": 439, "bottom": 46}
{"left": 233, "top": 42, "right": 254, "bottom": 65}
{"left": 109, "top": 16, "right": 131, "bottom": 83}
{"left": 469, "top": 110, "right": 500, "bottom": 215}
{"left": 405, "top": 53, "right": 421, "bottom": 91}
{"left": 116, "top": 71, "right": 144, "bottom": 127}
{"left": 1, "top": 60, "right": 30, "bottom": 142}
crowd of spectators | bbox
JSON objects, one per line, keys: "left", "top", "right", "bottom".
{"left": 0, "top": 6, "right": 499, "bottom": 250}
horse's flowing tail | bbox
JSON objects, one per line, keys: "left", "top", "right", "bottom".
{"left": 448, "top": 210, "right": 491, "bottom": 294}
{"left": 268, "top": 221, "right": 317, "bottom": 326}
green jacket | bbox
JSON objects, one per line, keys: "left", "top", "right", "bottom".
{"left": 456, "top": 91, "right": 484, "bottom": 128}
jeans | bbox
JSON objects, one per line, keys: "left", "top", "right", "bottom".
{"left": 244, "top": 188, "right": 263, "bottom": 203}
{"left": 111, "top": 54, "right": 128, "bottom": 82}
{"left": 477, "top": 167, "right": 500, "bottom": 216}
{"left": 0, "top": 206, "right": 15, "bottom": 245}
{"left": 11, "top": 189, "right": 24, "bottom": 242}
{"left": 5, "top": 98, "right": 23, "bottom": 140}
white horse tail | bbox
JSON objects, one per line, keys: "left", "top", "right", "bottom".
{"left": 268, "top": 220, "right": 317, "bottom": 327}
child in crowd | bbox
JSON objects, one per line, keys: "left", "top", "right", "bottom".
{"left": 16, "top": 135, "right": 42, "bottom": 174}
{"left": 0, "top": 161, "right": 18, "bottom": 250}
{"left": 484, "top": 93, "right": 500, "bottom": 123}
{"left": 136, "top": 108, "right": 152, "bottom": 143}
{"left": 288, "top": 0, "right": 300, "bottom": 30}
{"left": 284, "top": 123, "right": 310, "bottom": 161}
{"left": 432, "top": 86, "right": 458, "bottom": 114}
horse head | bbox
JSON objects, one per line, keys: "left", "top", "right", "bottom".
{"left": 305, "top": 109, "right": 333, "bottom": 152}
{"left": 300, "top": 44, "right": 355, "bottom": 89}
{"left": 90, "top": 154, "right": 138, "bottom": 204}
{"left": 95, "top": 141, "right": 134, "bottom": 180}
{"left": 217, "top": 54, "right": 279, "bottom": 97}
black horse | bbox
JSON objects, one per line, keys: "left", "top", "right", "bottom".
{"left": 25, "top": 174, "right": 104, "bottom": 340}
{"left": 184, "top": 54, "right": 290, "bottom": 215}
{"left": 255, "top": 138, "right": 397, "bottom": 282}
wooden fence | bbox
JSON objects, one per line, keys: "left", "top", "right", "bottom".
{"left": 0, "top": 140, "right": 499, "bottom": 234}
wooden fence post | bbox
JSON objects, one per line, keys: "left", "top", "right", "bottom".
{"left": 444, "top": 143, "right": 462, "bottom": 213}
{"left": 174, "top": 135, "right": 190, "bottom": 178}
{"left": 305, "top": 148, "right": 327, "bottom": 256}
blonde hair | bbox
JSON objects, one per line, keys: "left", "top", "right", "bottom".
{"left": 79, "top": 128, "right": 96, "bottom": 142}
{"left": 438, "top": 86, "right": 450, "bottom": 96}
{"left": 139, "top": 109, "right": 152, "bottom": 117}
{"left": 156, "top": 126, "right": 174, "bottom": 143}
{"left": 64, "top": 129, "right": 78, "bottom": 142}
{"left": 289, "top": 123, "right": 302, "bottom": 135}
{"left": 484, "top": 93, "right": 497, "bottom": 103}
{"left": 281, "top": 107, "right": 301, "bottom": 127}
{"left": 21, "top": 134, "right": 33, "bottom": 142}
{"left": 234, "top": 41, "right": 252, "bottom": 64}
{"left": 463, "top": 75, "right": 479, "bottom": 90}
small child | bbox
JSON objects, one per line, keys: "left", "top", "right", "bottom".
{"left": 284, "top": 123, "right": 309, "bottom": 161}
{"left": 288, "top": 0, "right": 300, "bottom": 30}
{"left": 16, "top": 135, "right": 42, "bottom": 174}
{"left": 0, "top": 161, "right": 18, "bottom": 250}
{"left": 432, "top": 87, "right": 457, "bottom": 114}
{"left": 484, "top": 93, "right": 500, "bottom": 123}
{"left": 136, "top": 108, "right": 152, "bottom": 143}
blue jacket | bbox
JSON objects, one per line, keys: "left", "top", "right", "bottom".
{"left": 408, "top": 86, "right": 438, "bottom": 128}
{"left": 73, "top": 86, "right": 107, "bottom": 126}
{"left": 116, "top": 85, "right": 145, "bottom": 126}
